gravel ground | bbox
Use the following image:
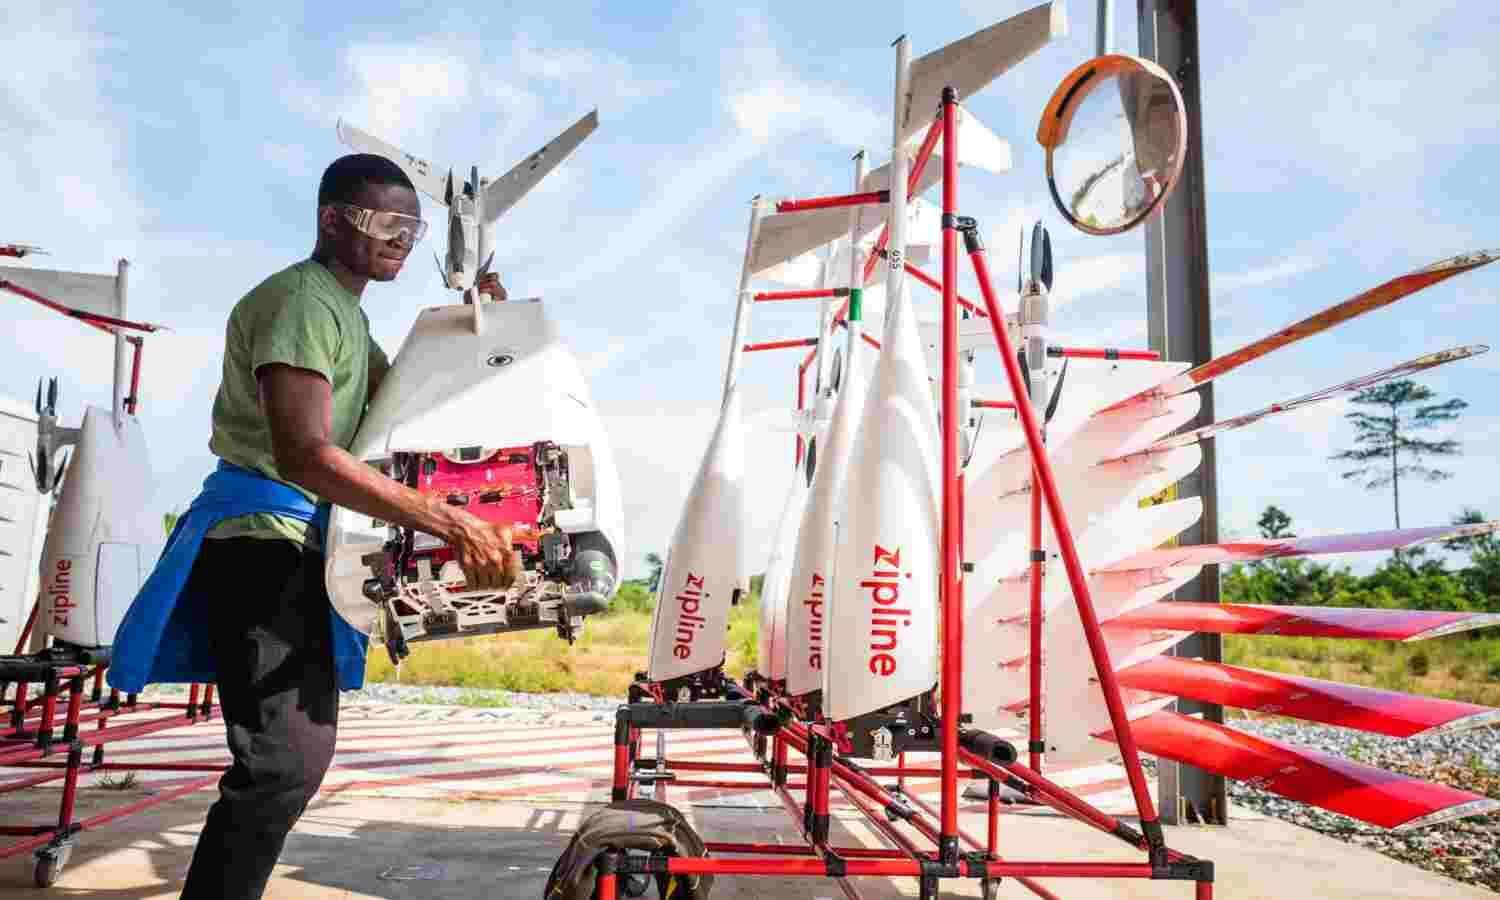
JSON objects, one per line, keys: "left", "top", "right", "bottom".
{"left": 1225, "top": 718, "right": 1500, "bottom": 893}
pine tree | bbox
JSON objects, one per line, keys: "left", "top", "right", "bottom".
{"left": 1330, "top": 380, "right": 1465, "bottom": 530}
{"left": 1257, "top": 505, "right": 1295, "bottom": 539}
{"left": 1443, "top": 508, "right": 1500, "bottom": 611}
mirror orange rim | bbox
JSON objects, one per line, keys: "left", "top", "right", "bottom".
{"left": 1037, "top": 53, "right": 1189, "bottom": 236}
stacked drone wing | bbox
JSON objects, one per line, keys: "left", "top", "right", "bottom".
{"left": 957, "top": 254, "right": 1500, "bottom": 829}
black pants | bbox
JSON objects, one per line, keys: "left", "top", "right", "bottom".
{"left": 179, "top": 537, "right": 340, "bottom": 900}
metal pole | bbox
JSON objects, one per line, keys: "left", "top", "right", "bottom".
{"left": 112, "top": 259, "right": 129, "bottom": 430}
{"left": 1137, "top": 0, "right": 1226, "bottom": 826}
{"left": 722, "top": 198, "right": 767, "bottom": 405}
{"left": 939, "top": 86, "right": 962, "bottom": 860}
{"left": 846, "top": 151, "right": 868, "bottom": 356}
{"left": 884, "top": 37, "right": 912, "bottom": 335}
{"left": 1097, "top": 0, "right": 1115, "bottom": 54}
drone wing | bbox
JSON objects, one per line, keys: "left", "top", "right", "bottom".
{"left": 335, "top": 119, "right": 452, "bottom": 204}
{"left": 480, "top": 109, "right": 600, "bottom": 224}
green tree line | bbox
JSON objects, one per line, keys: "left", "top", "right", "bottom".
{"left": 1224, "top": 504, "right": 1500, "bottom": 613}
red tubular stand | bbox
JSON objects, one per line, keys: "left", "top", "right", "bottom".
{"left": 124, "top": 337, "right": 144, "bottom": 414}
{"left": 604, "top": 92, "right": 1213, "bottom": 899}
{"left": 0, "top": 320, "right": 226, "bottom": 875}
{"left": 776, "top": 190, "right": 889, "bottom": 214}
{"left": 756, "top": 288, "right": 844, "bottom": 302}
{"left": 0, "top": 279, "right": 162, "bottom": 335}
{"left": 938, "top": 87, "right": 962, "bottom": 852}
{"left": 905, "top": 260, "right": 988, "bottom": 318}
{"left": 1029, "top": 462, "right": 1045, "bottom": 772}
{"left": 1050, "top": 346, "right": 1161, "bottom": 361}
{"left": 744, "top": 337, "right": 818, "bottom": 353}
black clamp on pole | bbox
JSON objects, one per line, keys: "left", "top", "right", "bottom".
{"left": 955, "top": 217, "right": 983, "bottom": 253}
{"left": 1154, "top": 856, "right": 1215, "bottom": 883}
{"left": 1141, "top": 817, "right": 1170, "bottom": 869}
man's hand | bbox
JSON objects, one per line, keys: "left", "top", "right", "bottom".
{"left": 477, "top": 272, "right": 507, "bottom": 302}
{"left": 447, "top": 516, "right": 523, "bottom": 591}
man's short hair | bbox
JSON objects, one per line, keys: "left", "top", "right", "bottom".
{"left": 318, "top": 153, "right": 416, "bottom": 206}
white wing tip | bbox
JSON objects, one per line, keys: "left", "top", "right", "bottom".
{"left": 1409, "top": 707, "right": 1500, "bottom": 738}
{"left": 1405, "top": 612, "right": 1500, "bottom": 642}
{"left": 1050, "top": 0, "right": 1070, "bottom": 39}
{"left": 1391, "top": 797, "right": 1500, "bottom": 833}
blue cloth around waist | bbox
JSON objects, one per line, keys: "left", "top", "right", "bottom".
{"left": 107, "top": 461, "right": 369, "bottom": 693}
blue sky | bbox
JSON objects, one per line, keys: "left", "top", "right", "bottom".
{"left": 2, "top": 0, "right": 1498, "bottom": 578}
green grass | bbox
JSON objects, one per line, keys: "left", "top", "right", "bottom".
{"left": 365, "top": 596, "right": 764, "bottom": 697}
{"left": 1223, "top": 633, "right": 1500, "bottom": 706}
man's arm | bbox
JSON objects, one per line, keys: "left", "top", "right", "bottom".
{"left": 368, "top": 336, "right": 390, "bottom": 398}
{"left": 258, "top": 363, "right": 518, "bottom": 589}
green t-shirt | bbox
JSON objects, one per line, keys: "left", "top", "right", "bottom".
{"left": 205, "top": 258, "right": 390, "bottom": 547}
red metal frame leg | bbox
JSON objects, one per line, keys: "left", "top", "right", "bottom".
{"left": 987, "top": 777, "right": 999, "bottom": 858}
{"left": 62, "top": 676, "right": 84, "bottom": 745}
{"left": 597, "top": 865, "right": 618, "bottom": 900}
{"left": 37, "top": 675, "right": 61, "bottom": 745}
{"left": 937, "top": 85, "right": 963, "bottom": 861}
{"left": 56, "top": 743, "right": 83, "bottom": 832}
{"left": 611, "top": 715, "right": 630, "bottom": 803}
{"left": 811, "top": 736, "right": 832, "bottom": 845}
{"left": 8, "top": 681, "right": 29, "bottom": 734}
{"left": 1029, "top": 462, "right": 1045, "bottom": 773}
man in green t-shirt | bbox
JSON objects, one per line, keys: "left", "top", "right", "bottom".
{"left": 177, "top": 153, "right": 515, "bottom": 900}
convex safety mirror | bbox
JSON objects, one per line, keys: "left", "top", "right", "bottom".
{"left": 1037, "top": 54, "right": 1187, "bottom": 235}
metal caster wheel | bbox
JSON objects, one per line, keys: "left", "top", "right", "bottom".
{"left": 981, "top": 877, "right": 1001, "bottom": 900}
{"left": 33, "top": 839, "right": 74, "bottom": 888}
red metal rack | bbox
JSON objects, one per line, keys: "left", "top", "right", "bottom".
{"left": 0, "top": 278, "right": 223, "bottom": 888}
{"left": 592, "top": 89, "right": 1212, "bottom": 899}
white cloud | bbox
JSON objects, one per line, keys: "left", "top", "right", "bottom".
{"left": 1050, "top": 318, "right": 1148, "bottom": 350}
{"left": 1213, "top": 255, "right": 1322, "bottom": 298}
{"left": 723, "top": 15, "right": 883, "bottom": 151}
{"left": 0, "top": 2, "right": 138, "bottom": 236}
{"left": 1053, "top": 253, "right": 1143, "bottom": 306}
{"left": 526, "top": 138, "right": 761, "bottom": 298}
{"left": 342, "top": 43, "right": 472, "bottom": 143}
{"left": 510, "top": 38, "right": 669, "bottom": 109}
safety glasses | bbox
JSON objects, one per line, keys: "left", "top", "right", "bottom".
{"left": 337, "top": 204, "right": 429, "bottom": 244}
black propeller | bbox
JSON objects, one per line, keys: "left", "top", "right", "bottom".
{"left": 1029, "top": 221, "right": 1053, "bottom": 292}
{"left": 1045, "top": 358, "right": 1069, "bottom": 425}
{"left": 1016, "top": 227, "right": 1024, "bottom": 295}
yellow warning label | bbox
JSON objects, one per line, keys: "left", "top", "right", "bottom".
{"left": 1138, "top": 482, "right": 1180, "bottom": 547}
{"left": 1139, "top": 482, "right": 1177, "bottom": 508}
